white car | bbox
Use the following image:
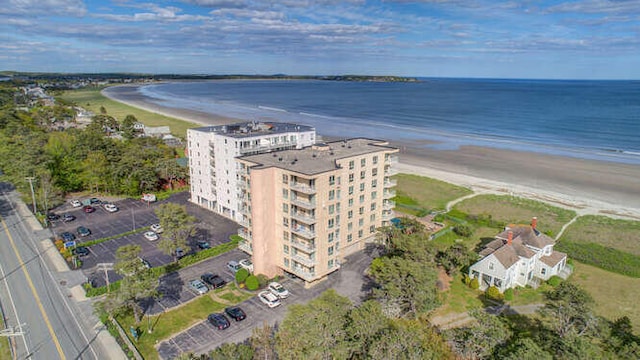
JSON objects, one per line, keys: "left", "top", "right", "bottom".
{"left": 143, "top": 231, "right": 159, "bottom": 241}
{"left": 258, "top": 291, "right": 281, "bottom": 308}
{"left": 189, "top": 279, "right": 209, "bottom": 295}
{"left": 70, "top": 199, "right": 82, "bottom": 208}
{"left": 268, "top": 282, "right": 290, "bottom": 299}
{"left": 239, "top": 259, "right": 254, "bottom": 273}
{"left": 104, "top": 203, "right": 118, "bottom": 213}
{"left": 150, "top": 223, "right": 163, "bottom": 233}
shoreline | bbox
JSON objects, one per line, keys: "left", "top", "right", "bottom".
{"left": 103, "top": 84, "right": 640, "bottom": 218}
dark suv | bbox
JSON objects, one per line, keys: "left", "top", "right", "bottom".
{"left": 224, "top": 306, "right": 246, "bottom": 322}
{"left": 201, "top": 273, "right": 226, "bottom": 289}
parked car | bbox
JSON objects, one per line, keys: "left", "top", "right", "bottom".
{"left": 201, "top": 273, "right": 226, "bottom": 289}
{"left": 47, "top": 213, "right": 61, "bottom": 222}
{"left": 224, "top": 306, "right": 246, "bottom": 321}
{"left": 197, "top": 240, "right": 211, "bottom": 249}
{"left": 150, "top": 223, "right": 163, "bottom": 233}
{"left": 258, "top": 291, "right": 281, "bottom": 308}
{"left": 103, "top": 204, "right": 118, "bottom": 213}
{"left": 143, "top": 231, "right": 158, "bottom": 241}
{"left": 175, "top": 247, "right": 186, "bottom": 259}
{"left": 189, "top": 279, "right": 209, "bottom": 295}
{"left": 82, "top": 205, "right": 95, "bottom": 213}
{"left": 207, "top": 313, "right": 230, "bottom": 330}
{"left": 60, "top": 232, "right": 75, "bottom": 242}
{"left": 70, "top": 199, "right": 82, "bottom": 208}
{"left": 89, "top": 197, "right": 101, "bottom": 204}
{"left": 139, "top": 257, "right": 151, "bottom": 269}
{"left": 226, "top": 260, "right": 242, "bottom": 273}
{"left": 73, "top": 246, "right": 90, "bottom": 256}
{"left": 76, "top": 226, "right": 91, "bottom": 237}
{"left": 268, "top": 282, "right": 290, "bottom": 299}
{"left": 239, "top": 259, "right": 254, "bottom": 273}
{"left": 62, "top": 214, "right": 76, "bottom": 222}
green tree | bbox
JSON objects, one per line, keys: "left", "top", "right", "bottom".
{"left": 80, "top": 152, "right": 110, "bottom": 193}
{"left": 453, "top": 223, "right": 474, "bottom": 237}
{"left": 345, "top": 300, "right": 390, "bottom": 358}
{"left": 251, "top": 323, "right": 277, "bottom": 360}
{"left": 155, "top": 203, "right": 196, "bottom": 262}
{"left": 107, "top": 245, "right": 157, "bottom": 323}
{"left": 446, "top": 309, "right": 512, "bottom": 359}
{"left": 121, "top": 114, "right": 138, "bottom": 140}
{"left": 209, "top": 342, "right": 253, "bottom": 360}
{"left": 157, "top": 157, "right": 188, "bottom": 190}
{"left": 235, "top": 268, "right": 249, "bottom": 283}
{"left": 368, "top": 318, "right": 454, "bottom": 360}
{"left": 436, "top": 243, "right": 476, "bottom": 275}
{"left": 501, "top": 338, "right": 553, "bottom": 360}
{"left": 245, "top": 275, "right": 259, "bottom": 290}
{"left": 275, "top": 289, "right": 352, "bottom": 359}
{"left": 538, "top": 282, "right": 598, "bottom": 338}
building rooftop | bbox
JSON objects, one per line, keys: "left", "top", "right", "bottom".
{"left": 191, "top": 121, "right": 315, "bottom": 138}
{"left": 239, "top": 138, "right": 398, "bottom": 175}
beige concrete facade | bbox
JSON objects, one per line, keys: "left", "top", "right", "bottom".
{"left": 237, "top": 138, "right": 398, "bottom": 284}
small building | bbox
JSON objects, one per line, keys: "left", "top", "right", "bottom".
{"left": 469, "top": 217, "right": 571, "bottom": 292}
{"left": 144, "top": 126, "right": 171, "bottom": 138}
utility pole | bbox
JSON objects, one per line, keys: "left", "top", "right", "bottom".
{"left": 25, "top": 177, "right": 37, "bottom": 214}
{"left": 97, "top": 263, "right": 114, "bottom": 293}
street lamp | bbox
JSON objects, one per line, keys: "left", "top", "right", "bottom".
{"left": 25, "top": 177, "right": 37, "bottom": 214}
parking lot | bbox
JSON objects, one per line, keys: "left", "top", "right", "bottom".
{"left": 156, "top": 249, "right": 375, "bottom": 359}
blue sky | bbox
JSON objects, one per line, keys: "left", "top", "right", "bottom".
{"left": 1, "top": 0, "right": 639, "bottom": 79}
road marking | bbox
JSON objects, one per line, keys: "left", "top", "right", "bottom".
{"left": 0, "top": 256, "right": 30, "bottom": 355}
{"left": 1, "top": 216, "right": 67, "bottom": 360}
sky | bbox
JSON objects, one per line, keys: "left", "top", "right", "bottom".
{"left": 1, "top": 0, "right": 639, "bottom": 79}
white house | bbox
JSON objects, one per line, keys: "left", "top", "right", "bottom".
{"left": 469, "top": 217, "right": 571, "bottom": 292}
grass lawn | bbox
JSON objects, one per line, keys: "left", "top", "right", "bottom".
{"left": 118, "top": 288, "right": 254, "bottom": 359}
{"left": 559, "top": 215, "right": 640, "bottom": 256}
{"left": 57, "top": 87, "right": 198, "bottom": 138}
{"left": 431, "top": 226, "right": 497, "bottom": 251}
{"left": 0, "top": 315, "right": 11, "bottom": 360}
{"left": 569, "top": 261, "right": 640, "bottom": 330}
{"left": 452, "top": 194, "right": 576, "bottom": 236}
{"left": 434, "top": 273, "right": 484, "bottom": 316}
{"left": 394, "top": 174, "right": 472, "bottom": 214}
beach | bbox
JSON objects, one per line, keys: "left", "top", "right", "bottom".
{"left": 103, "top": 85, "right": 640, "bottom": 219}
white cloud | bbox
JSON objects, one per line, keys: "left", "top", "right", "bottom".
{"left": 546, "top": 0, "right": 640, "bottom": 14}
{"left": 0, "top": 0, "right": 86, "bottom": 16}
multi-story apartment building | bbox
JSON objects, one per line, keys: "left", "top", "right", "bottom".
{"left": 187, "top": 122, "right": 316, "bottom": 222}
{"left": 236, "top": 138, "right": 399, "bottom": 285}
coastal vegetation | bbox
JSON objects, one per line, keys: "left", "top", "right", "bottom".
{"left": 559, "top": 215, "right": 640, "bottom": 256}
{"left": 394, "top": 173, "right": 472, "bottom": 214}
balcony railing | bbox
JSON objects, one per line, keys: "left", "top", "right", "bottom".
{"left": 291, "top": 240, "right": 316, "bottom": 253}
{"left": 292, "top": 254, "right": 316, "bottom": 267}
{"left": 382, "top": 211, "right": 395, "bottom": 221}
{"left": 291, "top": 197, "right": 316, "bottom": 209}
{"left": 289, "top": 181, "right": 316, "bottom": 194}
{"left": 383, "top": 179, "right": 397, "bottom": 188}
{"left": 238, "top": 240, "right": 253, "bottom": 255}
{"left": 385, "top": 155, "right": 398, "bottom": 165}
{"left": 383, "top": 200, "right": 396, "bottom": 210}
{"left": 291, "top": 211, "right": 316, "bottom": 224}
{"left": 238, "top": 217, "right": 251, "bottom": 228}
{"left": 291, "top": 225, "right": 316, "bottom": 239}
{"left": 384, "top": 167, "right": 398, "bottom": 176}
{"left": 290, "top": 267, "right": 316, "bottom": 281}
{"left": 237, "top": 228, "right": 252, "bottom": 241}
{"left": 383, "top": 189, "right": 396, "bottom": 198}
{"left": 238, "top": 205, "right": 250, "bottom": 215}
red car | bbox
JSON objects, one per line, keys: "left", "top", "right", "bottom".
{"left": 83, "top": 205, "right": 95, "bottom": 213}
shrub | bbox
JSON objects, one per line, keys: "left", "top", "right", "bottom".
{"left": 245, "top": 275, "right": 259, "bottom": 290}
{"left": 453, "top": 224, "right": 474, "bottom": 237}
{"left": 504, "top": 288, "right": 514, "bottom": 301}
{"left": 235, "top": 268, "right": 249, "bottom": 283}
{"left": 463, "top": 274, "right": 471, "bottom": 285}
{"left": 485, "top": 286, "right": 503, "bottom": 301}
{"left": 469, "top": 277, "right": 479, "bottom": 290}
{"left": 547, "top": 275, "right": 563, "bottom": 287}
{"left": 256, "top": 274, "right": 269, "bottom": 288}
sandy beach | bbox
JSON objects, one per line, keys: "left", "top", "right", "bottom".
{"left": 103, "top": 85, "right": 640, "bottom": 219}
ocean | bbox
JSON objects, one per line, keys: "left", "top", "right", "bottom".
{"left": 138, "top": 79, "right": 640, "bottom": 164}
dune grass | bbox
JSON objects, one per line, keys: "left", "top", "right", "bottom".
{"left": 559, "top": 215, "right": 640, "bottom": 256}
{"left": 394, "top": 173, "right": 472, "bottom": 214}
{"left": 57, "top": 86, "right": 198, "bottom": 138}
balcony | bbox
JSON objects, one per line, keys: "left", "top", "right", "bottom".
{"left": 290, "top": 267, "right": 316, "bottom": 281}
{"left": 238, "top": 205, "right": 250, "bottom": 215}
{"left": 384, "top": 167, "right": 398, "bottom": 176}
{"left": 291, "top": 225, "right": 316, "bottom": 239}
{"left": 237, "top": 228, "right": 252, "bottom": 241}
{"left": 292, "top": 254, "right": 316, "bottom": 267}
{"left": 209, "top": 158, "right": 216, "bottom": 167}
{"left": 291, "top": 211, "right": 316, "bottom": 224}
{"left": 383, "top": 200, "right": 396, "bottom": 210}
{"left": 238, "top": 240, "right": 253, "bottom": 255}
{"left": 291, "top": 240, "right": 316, "bottom": 253}
{"left": 385, "top": 155, "right": 398, "bottom": 165}
{"left": 291, "top": 197, "right": 316, "bottom": 210}
{"left": 238, "top": 181, "right": 248, "bottom": 190}
{"left": 238, "top": 217, "right": 251, "bottom": 228}
{"left": 383, "top": 179, "right": 397, "bottom": 188}
{"left": 383, "top": 189, "right": 396, "bottom": 198}
{"left": 382, "top": 211, "right": 395, "bottom": 221}
{"left": 290, "top": 181, "right": 316, "bottom": 194}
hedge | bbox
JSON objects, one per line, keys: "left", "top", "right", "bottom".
{"left": 245, "top": 275, "right": 259, "bottom": 291}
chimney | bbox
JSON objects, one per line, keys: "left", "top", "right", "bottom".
{"left": 531, "top": 217, "right": 537, "bottom": 230}
{"left": 507, "top": 230, "right": 513, "bottom": 245}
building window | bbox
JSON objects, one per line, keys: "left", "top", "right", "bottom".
{"left": 541, "top": 268, "right": 546, "bottom": 275}
{"left": 360, "top": 183, "right": 365, "bottom": 192}
{"left": 370, "top": 203, "right": 376, "bottom": 211}
{"left": 372, "top": 168, "right": 378, "bottom": 177}
{"left": 283, "top": 174, "right": 288, "bottom": 184}
{"left": 370, "top": 225, "right": 375, "bottom": 233}
{"left": 349, "top": 160, "right": 354, "bottom": 170}
{"left": 328, "top": 259, "right": 334, "bottom": 268}
{"left": 284, "top": 258, "right": 289, "bottom": 267}
{"left": 371, "top": 179, "right": 377, "bottom": 188}
{"left": 370, "top": 214, "right": 376, "bottom": 222}
{"left": 348, "top": 198, "right": 354, "bottom": 207}
{"left": 328, "top": 246, "right": 334, "bottom": 256}
{"left": 361, "top": 158, "right": 366, "bottom": 167}
{"left": 283, "top": 218, "right": 289, "bottom": 227}
{"left": 283, "top": 231, "right": 289, "bottom": 240}
{"left": 328, "top": 204, "right": 335, "bottom": 215}
{"left": 358, "top": 229, "right": 363, "bottom": 238}
{"left": 359, "top": 206, "right": 364, "bottom": 215}
{"left": 284, "top": 245, "right": 289, "bottom": 254}
{"left": 283, "top": 189, "right": 288, "bottom": 199}
{"left": 358, "top": 218, "right": 364, "bottom": 227}
{"left": 359, "top": 195, "right": 365, "bottom": 204}
{"left": 336, "top": 203, "right": 341, "bottom": 212}
{"left": 360, "top": 170, "right": 365, "bottom": 179}
{"left": 348, "top": 186, "right": 354, "bottom": 195}
{"left": 328, "top": 232, "right": 334, "bottom": 242}
{"left": 371, "top": 191, "right": 377, "bottom": 199}
{"left": 328, "top": 218, "right": 335, "bottom": 229}
{"left": 283, "top": 203, "right": 289, "bottom": 213}
{"left": 373, "top": 156, "right": 378, "bottom": 164}
{"left": 348, "top": 210, "right": 353, "bottom": 219}
{"left": 348, "top": 222, "right": 353, "bottom": 231}
{"left": 329, "top": 175, "right": 335, "bottom": 185}
{"left": 347, "top": 234, "right": 353, "bottom": 242}
{"left": 329, "top": 190, "right": 335, "bottom": 200}
{"left": 349, "top": 173, "right": 354, "bottom": 182}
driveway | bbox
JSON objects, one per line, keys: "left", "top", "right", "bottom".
{"left": 156, "top": 247, "right": 376, "bottom": 359}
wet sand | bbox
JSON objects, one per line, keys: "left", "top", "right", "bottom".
{"left": 103, "top": 85, "right": 640, "bottom": 218}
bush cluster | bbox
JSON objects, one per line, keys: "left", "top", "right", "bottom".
{"left": 546, "top": 275, "right": 563, "bottom": 287}
{"left": 485, "top": 286, "right": 503, "bottom": 301}
{"left": 469, "top": 277, "right": 480, "bottom": 290}
{"left": 503, "top": 288, "right": 514, "bottom": 301}
{"left": 245, "top": 275, "right": 259, "bottom": 290}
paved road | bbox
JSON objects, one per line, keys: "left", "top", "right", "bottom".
{"left": 0, "top": 186, "right": 103, "bottom": 360}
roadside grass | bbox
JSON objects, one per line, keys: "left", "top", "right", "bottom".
{"left": 0, "top": 315, "right": 11, "bottom": 360}
{"left": 559, "top": 215, "right": 640, "bottom": 256}
{"left": 57, "top": 87, "right": 197, "bottom": 138}
{"left": 569, "top": 261, "right": 640, "bottom": 331}
{"left": 434, "top": 273, "right": 484, "bottom": 316}
{"left": 451, "top": 194, "right": 576, "bottom": 236}
{"left": 394, "top": 174, "right": 472, "bottom": 213}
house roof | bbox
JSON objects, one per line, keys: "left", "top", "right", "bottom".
{"left": 496, "top": 225, "right": 555, "bottom": 249}
{"left": 540, "top": 250, "right": 567, "bottom": 267}
{"left": 491, "top": 246, "right": 521, "bottom": 269}
{"left": 477, "top": 223, "right": 552, "bottom": 268}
